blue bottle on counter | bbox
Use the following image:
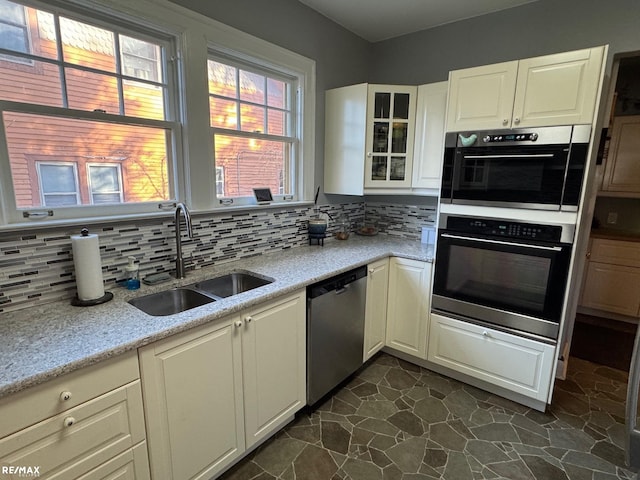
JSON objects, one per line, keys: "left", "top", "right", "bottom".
{"left": 125, "top": 256, "right": 140, "bottom": 290}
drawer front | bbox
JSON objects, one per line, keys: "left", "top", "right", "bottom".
{"left": 0, "top": 381, "right": 145, "bottom": 480}
{"left": 77, "top": 443, "right": 150, "bottom": 480}
{"left": 0, "top": 351, "right": 139, "bottom": 438}
{"left": 591, "top": 238, "right": 640, "bottom": 267}
{"left": 428, "top": 313, "right": 555, "bottom": 401}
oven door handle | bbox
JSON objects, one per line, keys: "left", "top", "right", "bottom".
{"left": 462, "top": 154, "right": 555, "bottom": 159}
{"left": 441, "top": 233, "right": 563, "bottom": 251}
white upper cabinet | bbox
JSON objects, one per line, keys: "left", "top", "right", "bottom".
{"left": 411, "top": 81, "right": 449, "bottom": 192}
{"left": 324, "top": 84, "right": 417, "bottom": 195}
{"left": 446, "top": 46, "right": 606, "bottom": 131}
{"left": 446, "top": 61, "right": 518, "bottom": 131}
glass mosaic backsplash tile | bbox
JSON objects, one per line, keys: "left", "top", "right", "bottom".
{"left": 0, "top": 202, "right": 436, "bottom": 313}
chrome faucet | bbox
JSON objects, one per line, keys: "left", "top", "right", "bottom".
{"left": 174, "top": 203, "right": 193, "bottom": 279}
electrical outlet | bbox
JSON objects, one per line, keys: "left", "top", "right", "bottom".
{"left": 607, "top": 212, "right": 618, "bottom": 224}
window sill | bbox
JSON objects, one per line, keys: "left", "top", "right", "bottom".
{"left": 0, "top": 201, "right": 315, "bottom": 234}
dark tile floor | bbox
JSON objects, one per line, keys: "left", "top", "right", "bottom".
{"left": 219, "top": 353, "right": 637, "bottom": 480}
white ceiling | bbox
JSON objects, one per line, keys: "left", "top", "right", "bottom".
{"left": 298, "top": 0, "right": 539, "bottom": 42}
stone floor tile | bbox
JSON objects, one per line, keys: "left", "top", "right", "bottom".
{"left": 293, "top": 444, "right": 339, "bottom": 480}
{"left": 487, "top": 459, "right": 536, "bottom": 480}
{"left": 471, "top": 422, "right": 520, "bottom": 443}
{"left": 521, "top": 455, "right": 569, "bottom": 480}
{"left": 252, "top": 437, "right": 307, "bottom": 477}
{"left": 385, "top": 436, "right": 427, "bottom": 473}
{"left": 414, "top": 396, "right": 450, "bottom": 423}
{"left": 442, "top": 451, "right": 474, "bottom": 480}
{"left": 388, "top": 410, "right": 424, "bottom": 436}
{"left": 341, "top": 457, "right": 383, "bottom": 480}
{"left": 220, "top": 353, "right": 638, "bottom": 480}
{"left": 429, "top": 422, "right": 468, "bottom": 451}
{"left": 321, "top": 421, "right": 351, "bottom": 454}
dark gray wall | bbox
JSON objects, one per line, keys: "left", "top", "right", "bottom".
{"left": 370, "top": 0, "right": 640, "bottom": 84}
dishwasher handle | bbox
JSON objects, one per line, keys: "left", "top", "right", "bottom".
{"left": 307, "top": 266, "right": 367, "bottom": 299}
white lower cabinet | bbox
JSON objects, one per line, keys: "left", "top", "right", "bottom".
{"left": 385, "top": 258, "right": 432, "bottom": 359}
{"left": 428, "top": 313, "right": 556, "bottom": 402}
{"left": 139, "top": 290, "right": 306, "bottom": 480}
{"left": 242, "top": 292, "right": 307, "bottom": 448}
{"left": 0, "top": 352, "right": 148, "bottom": 480}
{"left": 364, "top": 258, "right": 390, "bottom": 361}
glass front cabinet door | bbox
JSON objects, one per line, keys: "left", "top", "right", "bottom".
{"left": 365, "top": 86, "right": 417, "bottom": 189}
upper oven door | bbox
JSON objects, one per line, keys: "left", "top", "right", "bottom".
{"left": 433, "top": 230, "right": 572, "bottom": 324}
{"left": 451, "top": 142, "right": 570, "bottom": 210}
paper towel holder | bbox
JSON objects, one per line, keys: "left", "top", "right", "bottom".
{"left": 71, "top": 291, "right": 113, "bottom": 307}
{"left": 70, "top": 227, "right": 114, "bottom": 307}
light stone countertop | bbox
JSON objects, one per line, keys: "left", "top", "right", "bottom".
{"left": 0, "top": 235, "right": 433, "bottom": 399}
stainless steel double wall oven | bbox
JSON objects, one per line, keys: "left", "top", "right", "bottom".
{"left": 434, "top": 125, "right": 590, "bottom": 344}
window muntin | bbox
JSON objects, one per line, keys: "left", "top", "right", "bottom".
{"left": 208, "top": 58, "right": 295, "bottom": 202}
{"left": 37, "top": 162, "right": 80, "bottom": 206}
{"left": 0, "top": 0, "right": 177, "bottom": 218}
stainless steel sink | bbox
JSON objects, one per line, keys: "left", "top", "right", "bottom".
{"left": 128, "top": 288, "right": 215, "bottom": 316}
{"left": 193, "top": 272, "right": 273, "bottom": 298}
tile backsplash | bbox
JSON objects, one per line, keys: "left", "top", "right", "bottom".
{"left": 0, "top": 201, "right": 435, "bottom": 314}
{"left": 0, "top": 203, "right": 362, "bottom": 313}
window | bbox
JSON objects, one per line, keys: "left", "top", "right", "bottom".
{"left": 0, "top": 0, "right": 315, "bottom": 226}
{"left": 37, "top": 162, "right": 80, "bottom": 206}
{"left": 0, "top": 0, "right": 178, "bottom": 221}
{"left": 0, "top": 0, "right": 30, "bottom": 61}
{"left": 208, "top": 57, "right": 296, "bottom": 203}
{"left": 88, "top": 164, "right": 123, "bottom": 204}
{"left": 215, "top": 166, "right": 225, "bottom": 196}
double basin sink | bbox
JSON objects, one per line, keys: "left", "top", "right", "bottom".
{"left": 128, "top": 272, "right": 273, "bottom": 316}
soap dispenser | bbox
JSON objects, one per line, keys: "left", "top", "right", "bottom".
{"left": 125, "top": 256, "right": 140, "bottom": 290}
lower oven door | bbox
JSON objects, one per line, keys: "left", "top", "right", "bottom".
{"left": 432, "top": 231, "right": 572, "bottom": 341}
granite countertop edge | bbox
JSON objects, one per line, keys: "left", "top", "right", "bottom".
{"left": 0, "top": 236, "right": 433, "bottom": 399}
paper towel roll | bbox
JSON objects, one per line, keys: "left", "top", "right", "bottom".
{"left": 71, "top": 232, "right": 105, "bottom": 301}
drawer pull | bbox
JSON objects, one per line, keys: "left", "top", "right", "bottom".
{"left": 234, "top": 320, "right": 243, "bottom": 328}
{"left": 63, "top": 416, "right": 76, "bottom": 427}
{"left": 245, "top": 316, "right": 253, "bottom": 324}
{"left": 482, "top": 331, "right": 489, "bottom": 337}
{"left": 60, "top": 391, "right": 72, "bottom": 402}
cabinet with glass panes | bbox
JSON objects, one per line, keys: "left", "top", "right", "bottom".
{"left": 324, "top": 84, "right": 417, "bottom": 195}
{"left": 365, "top": 86, "right": 416, "bottom": 189}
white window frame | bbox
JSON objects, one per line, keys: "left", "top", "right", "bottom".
{"left": 0, "top": 0, "right": 32, "bottom": 64}
{"left": 0, "top": 0, "right": 315, "bottom": 229}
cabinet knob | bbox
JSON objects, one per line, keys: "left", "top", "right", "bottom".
{"left": 368, "top": 268, "right": 375, "bottom": 276}
{"left": 502, "top": 119, "right": 509, "bottom": 126}
{"left": 60, "top": 391, "right": 72, "bottom": 402}
{"left": 514, "top": 117, "right": 520, "bottom": 124}
{"left": 234, "top": 320, "right": 243, "bottom": 328}
{"left": 586, "top": 252, "right": 591, "bottom": 259}
{"left": 63, "top": 416, "right": 76, "bottom": 427}
{"left": 482, "top": 330, "right": 489, "bottom": 337}
{"left": 366, "top": 152, "right": 373, "bottom": 157}
{"left": 245, "top": 316, "right": 253, "bottom": 323}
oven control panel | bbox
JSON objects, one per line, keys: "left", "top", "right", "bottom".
{"left": 445, "top": 216, "right": 563, "bottom": 242}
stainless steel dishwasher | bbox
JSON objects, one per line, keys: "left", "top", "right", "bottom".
{"left": 307, "top": 265, "right": 367, "bottom": 406}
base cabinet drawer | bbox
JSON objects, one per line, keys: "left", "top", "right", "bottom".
{"left": 77, "top": 442, "right": 150, "bottom": 480}
{"left": 0, "top": 381, "right": 146, "bottom": 480}
{"left": 428, "top": 313, "right": 555, "bottom": 401}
